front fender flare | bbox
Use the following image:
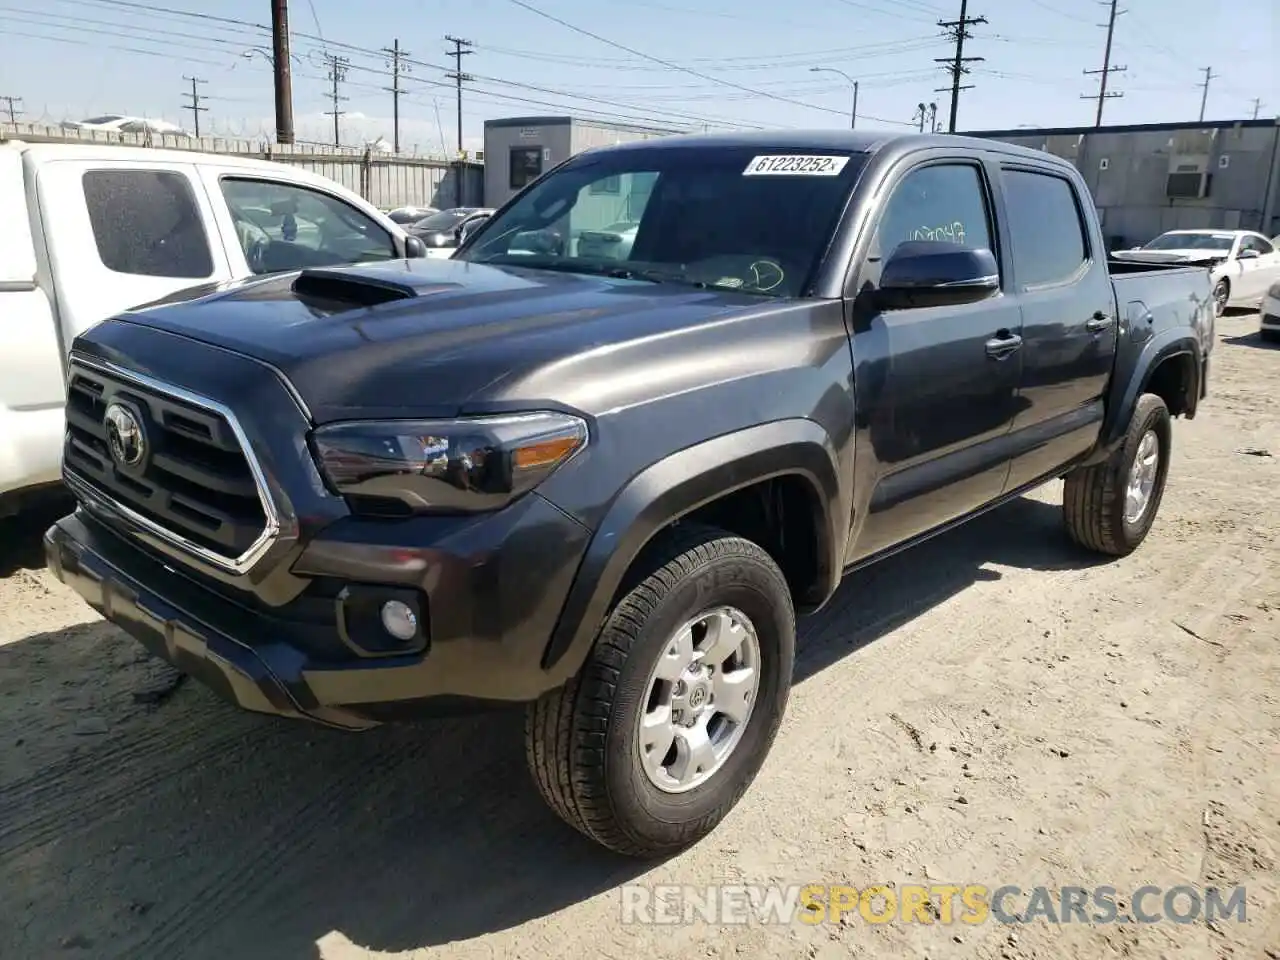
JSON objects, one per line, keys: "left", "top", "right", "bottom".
{"left": 540, "top": 418, "right": 847, "bottom": 681}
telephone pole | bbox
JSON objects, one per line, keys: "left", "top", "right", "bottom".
{"left": 935, "top": 0, "right": 986, "bottom": 133}
{"left": 1081, "top": 0, "right": 1126, "bottom": 127}
{"left": 270, "top": 0, "right": 294, "bottom": 144}
{"left": 382, "top": 38, "right": 410, "bottom": 153}
{"left": 324, "top": 53, "right": 349, "bottom": 147}
{"left": 444, "top": 35, "right": 473, "bottom": 155}
{"left": 0, "top": 95, "right": 22, "bottom": 124}
{"left": 1198, "top": 66, "right": 1215, "bottom": 122}
{"left": 1250, "top": 98, "right": 1263, "bottom": 120}
{"left": 181, "top": 76, "right": 208, "bottom": 137}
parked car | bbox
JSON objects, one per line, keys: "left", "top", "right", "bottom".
{"left": 1113, "top": 229, "right": 1280, "bottom": 316}
{"left": 407, "top": 206, "right": 494, "bottom": 258}
{"left": 386, "top": 205, "right": 438, "bottom": 225}
{"left": 1261, "top": 280, "right": 1280, "bottom": 342}
{"left": 575, "top": 220, "right": 639, "bottom": 260}
{"left": 45, "top": 131, "right": 1213, "bottom": 859}
{"left": 60, "top": 115, "right": 190, "bottom": 137}
{"left": 0, "top": 139, "right": 425, "bottom": 516}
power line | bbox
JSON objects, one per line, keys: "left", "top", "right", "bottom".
{"left": 1198, "top": 66, "right": 1215, "bottom": 122}
{"left": 323, "top": 52, "right": 349, "bottom": 147}
{"left": 443, "top": 35, "right": 473, "bottom": 156}
{"left": 501, "top": 0, "right": 878, "bottom": 123}
{"left": 935, "top": 0, "right": 986, "bottom": 133}
{"left": 0, "top": 95, "right": 22, "bottom": 123}
{"left": 382, "top": 38, "right": 410, "bottom": 153}
{"left": 1081, "top": 0, "right": 1125, "bottom": 127}
{"left": 181, "top": 75, "right": 207, "bottom": 137}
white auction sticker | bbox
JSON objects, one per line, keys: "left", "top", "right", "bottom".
{"left": 742, "top": 155, "right": 850, "bottom": 176}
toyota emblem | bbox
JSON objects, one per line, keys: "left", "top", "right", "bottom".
{"left": 104, "top": 402, "right": 147, "bottom": 468}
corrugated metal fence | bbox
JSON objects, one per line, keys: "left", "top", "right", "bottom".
{"left": 1, "top": 122, "right": 485, "bottom": 209}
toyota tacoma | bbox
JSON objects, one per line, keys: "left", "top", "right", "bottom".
{"left": 45, "top": 131, "right": 1214, "bottom": 858}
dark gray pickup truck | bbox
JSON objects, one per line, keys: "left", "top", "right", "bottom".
{"left": 45, "top": 131, "right": 1214, "bottom": 858}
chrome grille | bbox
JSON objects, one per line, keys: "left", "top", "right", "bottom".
{"left": 63, "top": 358, "right": 273, "bottom": 569}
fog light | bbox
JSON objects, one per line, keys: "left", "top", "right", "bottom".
{"left": 380, "top": 600, "right": 418, "bottom": 641}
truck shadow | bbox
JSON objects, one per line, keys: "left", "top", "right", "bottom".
{"left": 0, "top": 495, "right": 1105, "bottom": 958}
{"left": 0, "top": 492, "right": 73, "bottom": 577}
{"left": 1221, "top": 330, "right": 1279, "bottom": 351}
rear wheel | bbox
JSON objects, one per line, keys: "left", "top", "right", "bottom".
{"left": 1063, "top": 393, "right": 1171, "bottom": 557}
{"left": 525, "top": 524, "right": 795, "bottom": 858}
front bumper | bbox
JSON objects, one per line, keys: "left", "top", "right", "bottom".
{"left": 45, "top": 494, "right": 593, "bottom": 730}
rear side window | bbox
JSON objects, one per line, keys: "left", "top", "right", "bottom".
{"left": 1001, "top": 169, "right": 1089, "bottom": 288}
{"left": 82, "top": 169, "right": 214, "bottom": 279}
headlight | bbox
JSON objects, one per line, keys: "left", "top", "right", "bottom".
{"left": 311, "top": 412, "right": 588, "bottom": 517}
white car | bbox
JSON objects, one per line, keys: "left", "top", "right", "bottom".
{"left": 60, "top": 115, "right": 190, "bottom": 137}
{"left": 1114, "top": 229, "right": 1280, "bottom": 316}
{"left": 1261, "top": 281, "right": 1280, "bottom": 343}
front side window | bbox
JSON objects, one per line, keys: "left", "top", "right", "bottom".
{"left": 1241, "top": 235, "right": 1274, "bottom": 256}
{"left": 82, "top": 169, "right": 214, "bottom": 279}
{"left": 873, "top": 162, "right": 995, "bottom": 263}
{"left": 220, "top": 177, "right": 397, "bottom": 275}
{"left": 1001, "top": 168, "right": 1089, "bottom": 288}
{"left": 462, "top": 146, "right": 867, "bottom": 298}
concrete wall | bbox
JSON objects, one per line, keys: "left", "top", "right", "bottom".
{"left": 972, "top": 120, "right": 1280, "bottom": 249}
{"left": 0, "top": 122, "right": 484, "bottom": 211}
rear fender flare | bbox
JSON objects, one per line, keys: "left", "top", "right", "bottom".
{"left": 1087, "top": 329, "right": 1202, "bottom": 464}
{"left": 540, "top": 418, "right": 846, "bottom": 681}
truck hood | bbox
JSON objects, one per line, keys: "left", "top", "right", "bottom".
{"left": 105, "top": 258, "right": 787, "bottom": 422}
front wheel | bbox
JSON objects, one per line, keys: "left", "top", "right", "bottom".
{"left": 525, "top": 524, "right": 795, "bottom": 858}
{"left": 1212, "top": 279, "right": 1230, "bottom": 316}
{"left": 1063, "top": 393, "right": 1172, "bottom": 557}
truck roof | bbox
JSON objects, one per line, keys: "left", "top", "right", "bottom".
{"left": 590, "top": 128, "right": 1076, "bottom": 169}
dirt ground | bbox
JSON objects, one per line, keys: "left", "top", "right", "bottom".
{"left": 1, "top": 312, "right": 1277, "bottom": 960}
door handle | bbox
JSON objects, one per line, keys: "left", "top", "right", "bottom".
{"left": 1086, "top": 312, "right": 1114, "bottom": 333}
{"left": 985, "top": 332, "right": 1023, "bottom": 359}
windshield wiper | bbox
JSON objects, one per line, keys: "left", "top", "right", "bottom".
{"left": 605, "top": 266, "right": 708, "bottom": 289}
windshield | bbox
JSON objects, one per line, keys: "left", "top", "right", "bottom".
{"left": 1143, "top": 232, "right": 1234, "bottom": 252}
{"left": 458, "top": 146, "right": 867, "bottom": 297}
{"left": 413, "top": 209, "right": 473, "bottom": 233}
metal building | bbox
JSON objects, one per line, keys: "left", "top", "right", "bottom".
{"left": 482, "top": 116, "right": 681, "bottom": 208}
{"left": 970, "top": 118, "right": 1280, "bottom": 250}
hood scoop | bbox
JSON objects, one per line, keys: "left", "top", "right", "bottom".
{"left": 291, "top": 268, "right": 424, "bottom": 308}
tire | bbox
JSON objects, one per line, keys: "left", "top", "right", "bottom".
{"left": 525, "top": 523, "right": 795, "bottom": 858}
{"left": 1212, "top": 278, "right": 1229, "bottom": 317}
{"left": 1063, "top": 393, "right": 1172, "bottom": 557}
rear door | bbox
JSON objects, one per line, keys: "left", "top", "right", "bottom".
{"left": 33, "top": 158, "right": 234, "bottom": 346}
{"left": 997, "top": 162, "right": 1118, "bottom": 493}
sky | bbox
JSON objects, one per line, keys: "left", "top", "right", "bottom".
{"left": 0, "top": 0, "right": 1274, "bottom": 156}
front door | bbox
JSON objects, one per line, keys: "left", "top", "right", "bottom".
{"left": 849, "top": 158, "right": 1024, "bottom": 562}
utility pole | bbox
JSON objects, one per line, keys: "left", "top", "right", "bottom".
{"left": 0, "top": 95, "right": 22, "bottom": 124}
{"left": 1250, "top": 98, "right": 1263, "bottom": 120}
{"left": 444, "top": 35, "right": 473, "bottom": 155}
{"left": 324, "top": 53, "right": 349, "bottom": 147}
{"left": 181, "top": 76, "right": 208, "bottom": 137}
{"left": 1198, "top": 66, "right": 1215, "bottom": 122}
{"left": 382, "top": 38, "right": 411, "bottom": 153}
{"left": 270, "top": 0, "right": 294, "bottom": 144}
{"left": 1081, "top": 0, "right": 1126, "bottom": 127}
{"left": 935, "top": 0, "right": 986, "bottom": 133}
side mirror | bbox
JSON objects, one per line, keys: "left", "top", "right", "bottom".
{"left": 458, "top": 216, "right": 489, "bottom": 246}
{"left": 876, "top": 240, "right": 1000, "bottom": 310}
{"left": 404, "top": 235, "right": 427, "bottom": 259}
{"left": 1237, "top": 248, "right": 1260, "bottom": 260}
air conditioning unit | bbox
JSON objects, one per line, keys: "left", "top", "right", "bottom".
{"left": 1166, "top": 153, "right": 1211, "bottom": 199}
{"left": 474, "top": 149, "right": 485, "bottom": 162}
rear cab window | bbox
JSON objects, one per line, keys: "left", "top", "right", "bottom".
{"left": 82, "top": 169, "right": 214, "bottom": 279}
{"left": 999, "top": 168, "right": 1090, "bottom": 289}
